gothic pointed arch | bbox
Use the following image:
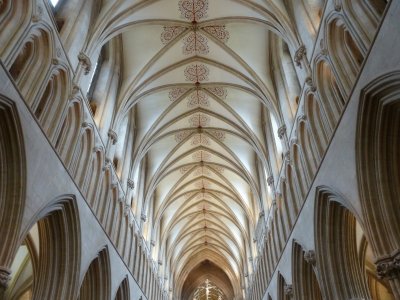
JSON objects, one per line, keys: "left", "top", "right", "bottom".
{"left": 8, "top": 24, "right": 53, "bottom": 102}
{"left": 5, "top": 196, "right": 82, "bottom": 300}
{"left": 0, "top": 0, "right": 33, "bottom": 61}
{"left": 78, "top": 246, "right": 112, "bottom": 300}
{"left": 0, "top": 96, "right": 26, "bottom": 294}
{"left": 341, "top": 0, "right": 387, "bottom": 49}
{"left": 34, "top": 65, "right": 71, "bottom": 141}
{"left": 314, "top": 187, "right": 371, "bottom": 299}
{"left": 315, "top": 58, "right": 345, "bottom": 130}
{"left": 326, "top": 14, "right": 364, "bottom": 95}
{"left": 356, "top": 71, "right": 400, "bottom": 296}
{"left": 55, "top": 98, "right": 83, "bottom": 166}
{"left": 114, "top": 276, "right": 131, "bottom": 300}
{"left": 292, "top": 241, "right": 322, "bottom": 300}
{"left": 277, "top": 272, "right": 291, "bottom": 300}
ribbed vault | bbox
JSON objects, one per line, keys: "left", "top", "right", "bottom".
{"left": 86, "top": 0, "right": 307, "bottom": 298}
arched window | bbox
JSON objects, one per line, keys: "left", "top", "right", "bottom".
{"left": 87, "top": 47, "right": 104, "bottom": 104}
{"left": 270, "top": 113, "right": 283, "bottom": 160}
{"left": 48, "top": 0, "right": 65, "bottom": 31}
{"left": 50, "top": 0, "right": 60, "bottom": 7}
{"left": 86, "top": 45, "right": 106, "bottom": 117}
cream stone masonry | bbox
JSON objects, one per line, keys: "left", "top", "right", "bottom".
{"left": 0, "top": 0, "right": 398, "bottom": 299}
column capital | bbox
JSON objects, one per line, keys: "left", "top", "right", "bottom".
{"left": 127, "top": 178, "right": 135, "bottom": 189}
{"left": 277, "top": 124, "right": 286, "bottom": 139}
{"left": 294, "top": 44, "right": 306, "bottom": 67}
{"left": 305, "top": 76, "right": 317, "bottom": 92}
{"left": 304, "top": 250, "right": 316, "bottom": 265}
{"left": 107, "top": 129, "right": 118, "bottom": 145}
{"left": 284, "top": 283, "right": 293, "bottom": 297}
{"left": 376, "top": 252, "right": 400, "bottom": 280}
{"left": 141, "top": 213, "right": 147, "bottom": 222}
{"left": 78, "top": 51, "right": 92, "bottom": 75}
{"left": 0, "top": 267, "right": 11, "bottom": 290}
{"left": 123, "top": 205, "right": 131, "bottom": 217}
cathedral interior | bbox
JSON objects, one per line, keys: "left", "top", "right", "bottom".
{"left": 0, "top": 0, "right": 399, "bottom": 299}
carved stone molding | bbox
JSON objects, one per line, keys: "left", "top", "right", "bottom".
{"left": 128, "top": 216, "right": 134, "bottom": 227}
{"left": 290, "top": 138, "right": 298, "bottom": 147}
{"left": 376, "top": 252, "right": 400, "bottom": 280}
{"left": 298, "top": 114, "right": 307, "bottom": 122}
{"left": 151, "top": 240, "right": 156, "bottom": 247}
{"left": 304, "top": 250, "right": 316, "bottom": 265}
{"left": 127, "top": 178, "right": 135, "bottom": 189}
{"left": 158, "top": 260, "right": 163, "bottom": 266}
{"left": 78, "top": 51, "right": 92, "bottom": 75}
{"left": 107, "top": 129, "right": 118, "bottom": 145}
{"left": 294, "top": 45, "right": 306, "bottom": 67}
{"left": 335, "top": 4, "right": 342, "bottom": 12}
{"left": 52, "top": 58, "right": 60, "bottom": 66}
{"left": 321, "top": 48, "right": 328, "bottom": 56}
{"left": 56, "top": 47, "right": 62, "bottom": 58}
{"left": 141, "top": 213, "right": 147, "bottom": 222}
{"left": 305, "top": 76, "right": 317, "bottom": 92}
{"left": 277, "top": 124, "right": 286, "bottom": 139}
{"left": 284, "top": 283, "right": 293, "bottom": 296}
{"left": 123, "top": 205, "right": 130, "bottom": 217}
{"left": 32, "top": 6, "right": 43, "bottom": 23}
{"left": 0, "top": 267, "right": 11, "bottom": 289}
{"left": 69, "top": 84, "right": 80, "bottom": 100}
{"left": 267, "top": 176, "right": 274, "bottom": 186}
{"left": 81, "top": 121, "right": 90, "bottom": 128}
{"left": 284, "top": 151, "right": 291, "bottom": 163}
{"left": 102, "top": 158, "right": 111, "bottom": 171}
{"left": 93, "top": 146, "right": 102, "bottom": 153}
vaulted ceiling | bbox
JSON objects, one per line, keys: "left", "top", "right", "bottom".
{"left": 91, "top": 0, "right": 307, "bottom": 297}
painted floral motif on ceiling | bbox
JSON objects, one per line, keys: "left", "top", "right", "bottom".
{"left": 179, "top": 0, "right": 208, "bottom": 20}
{"left": 207, "top": 129, "right": 226, "bottom": 142}
{"left": 169, "top": 87, "right": 228, "bottom": 112}
{"left": 161, "top": 0, "right": 229, "bottom": 55}
{"left": 193, "top": 166, "right": 212, "bottom": 176}
{"left": 197, "top": 202, "right": 211, "bottom": 210}
{"left": 188, "top": 90, "right": 210, "bottom": 107}
{"left": 189, "top": 113, "right": 210, "bottom": 127}
{"left": 207, "top": 86, "right": 228, "bottom": 99}
{"left": 184, "top": 64, "right": 209, "bottom": 82}
{"left": 183, "top": 32, "right": 210, "bottom": 55}
{"left": 160, "top": 26, "right": 186, "bottom": 45}
{"left": 191, "top": 134, "right": 210, "bottom": 146}
{"left": 195, "top": 179, "right": 211, "bottom": 189}
{"left": 192, "top": 150, "right": 212, "bottom": 162}
{"left": 180, "top": 165, "right": 193, "bottom": 174}
{"left": 174, "top": 130, "right": 194, "bottom": 143}
{"left": 169, "top": 87, "right": 190, "bottom": 102}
